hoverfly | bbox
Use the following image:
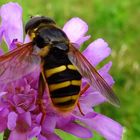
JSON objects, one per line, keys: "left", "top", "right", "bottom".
{"left": 0, "top": 16, "right": 120, "bottom": 115}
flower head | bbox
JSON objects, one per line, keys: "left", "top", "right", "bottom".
{"left": 0, "top": 2, "right": 123, "bottom": 140}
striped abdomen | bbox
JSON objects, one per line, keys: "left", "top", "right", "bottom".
{"left": 44, "top": 56, "right": 82, "bottom": 112}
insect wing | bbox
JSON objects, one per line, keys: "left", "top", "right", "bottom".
{"left": 0, "top": 43, "right": 41, "bottom": 84}
{"left": 68, "top": 44, "right": 120, "bottom": 107}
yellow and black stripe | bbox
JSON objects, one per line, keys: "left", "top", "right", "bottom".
{"left": 44, "top": 53, "right": 82, "bottom": 112}
{"left": 26, "top": 17, "right": 82, "bottom": 112}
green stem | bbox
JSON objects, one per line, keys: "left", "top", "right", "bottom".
{"left": 3, "top": 129, "right": 10, "bottom": 140}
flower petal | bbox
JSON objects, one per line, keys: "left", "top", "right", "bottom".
{"left": 38, "top": 135, "right": 47, "bottom": 140}
{"left": 83, "top": 38, "right": 111, "bottom": 66}
{"left": 0, "top": 2, "right": 23, "bottom": 48}
{"left": 60, "top": 122, "right": 93, "bottom": 138}
{"left": 8, "top": 130, "right": 27, "bottom": 140}
{"left": 16, "top": 112, "right": 31, "bottom": 132}
{"left": 78, "top": 112, "right": 123, "bottom": 140}
{"left": 80, "top": 91, "right": 106, "bottom": 108}
{"left": 8, "top": 112, "right": 18, "bottom": 130}
{"left": 42, "top": 114, "right": 56, "bottom": 133}
{"left": 0, "top": 108, "right": 9, "bottom": 132}
{"left": 47, "top": 133, "right": 62, "bottom": 140}
{"left": 0, "top": 29, "right": 4, "bottom": 55}
{"left": 63, "top": 17, "right": 88, "bottom": 44}
{"left": 56, "top": 115, "right": 74, "bottom": 128}
{"left": 76, "top": 35, "right": 91, "bottom": 45}
{"left": 22, "top": 112, "right": 31, "bottom": 126}
{"left": 98, "top": 61, "right": 115, "bottom": 86}
{"left": 0, "top": 48, "right": 3, "bottom": 55}
{"left": 0, "top": 28, "right": 4, "bottom": 44}
{"left": 24, "top": 35, "right": 31, "bottom": 43}
{"left": 28, "top": 126, "right": 41, "bottom": 138}
{"left": 0, "top": 92, "right": 7, "bottom": 98}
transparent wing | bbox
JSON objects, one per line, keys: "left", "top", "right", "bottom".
{"left": 68, "top": 44, "right": 120, "bottom": 107}
{"left": 0, "top": 42, "right": 41, "bottom": 85}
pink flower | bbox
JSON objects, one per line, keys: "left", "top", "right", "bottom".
{"left": 0, "top": 2, "right": 123, "bottom": 140}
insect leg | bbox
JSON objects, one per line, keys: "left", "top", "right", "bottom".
{"left": 80, "top": 83, "right": 90, "bottom": 96}
{"left": 37, "top": 73, "right": 47, "bottom": 124}
{"left": 77, "top": 102, "right": 85, "bottom": 116}
{"left": 37, "top": 61, "right": 48, "bottom": 124}
{"left": 77, "top": 83, "right": 90, "bottom": 115}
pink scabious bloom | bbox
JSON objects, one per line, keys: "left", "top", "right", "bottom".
{"left": 0, "top": 2, "right": 123, "bottom": 140}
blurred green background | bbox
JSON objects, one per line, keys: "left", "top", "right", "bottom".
{"left": 0, "top": 0, "right": 140, "bottom": 140}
